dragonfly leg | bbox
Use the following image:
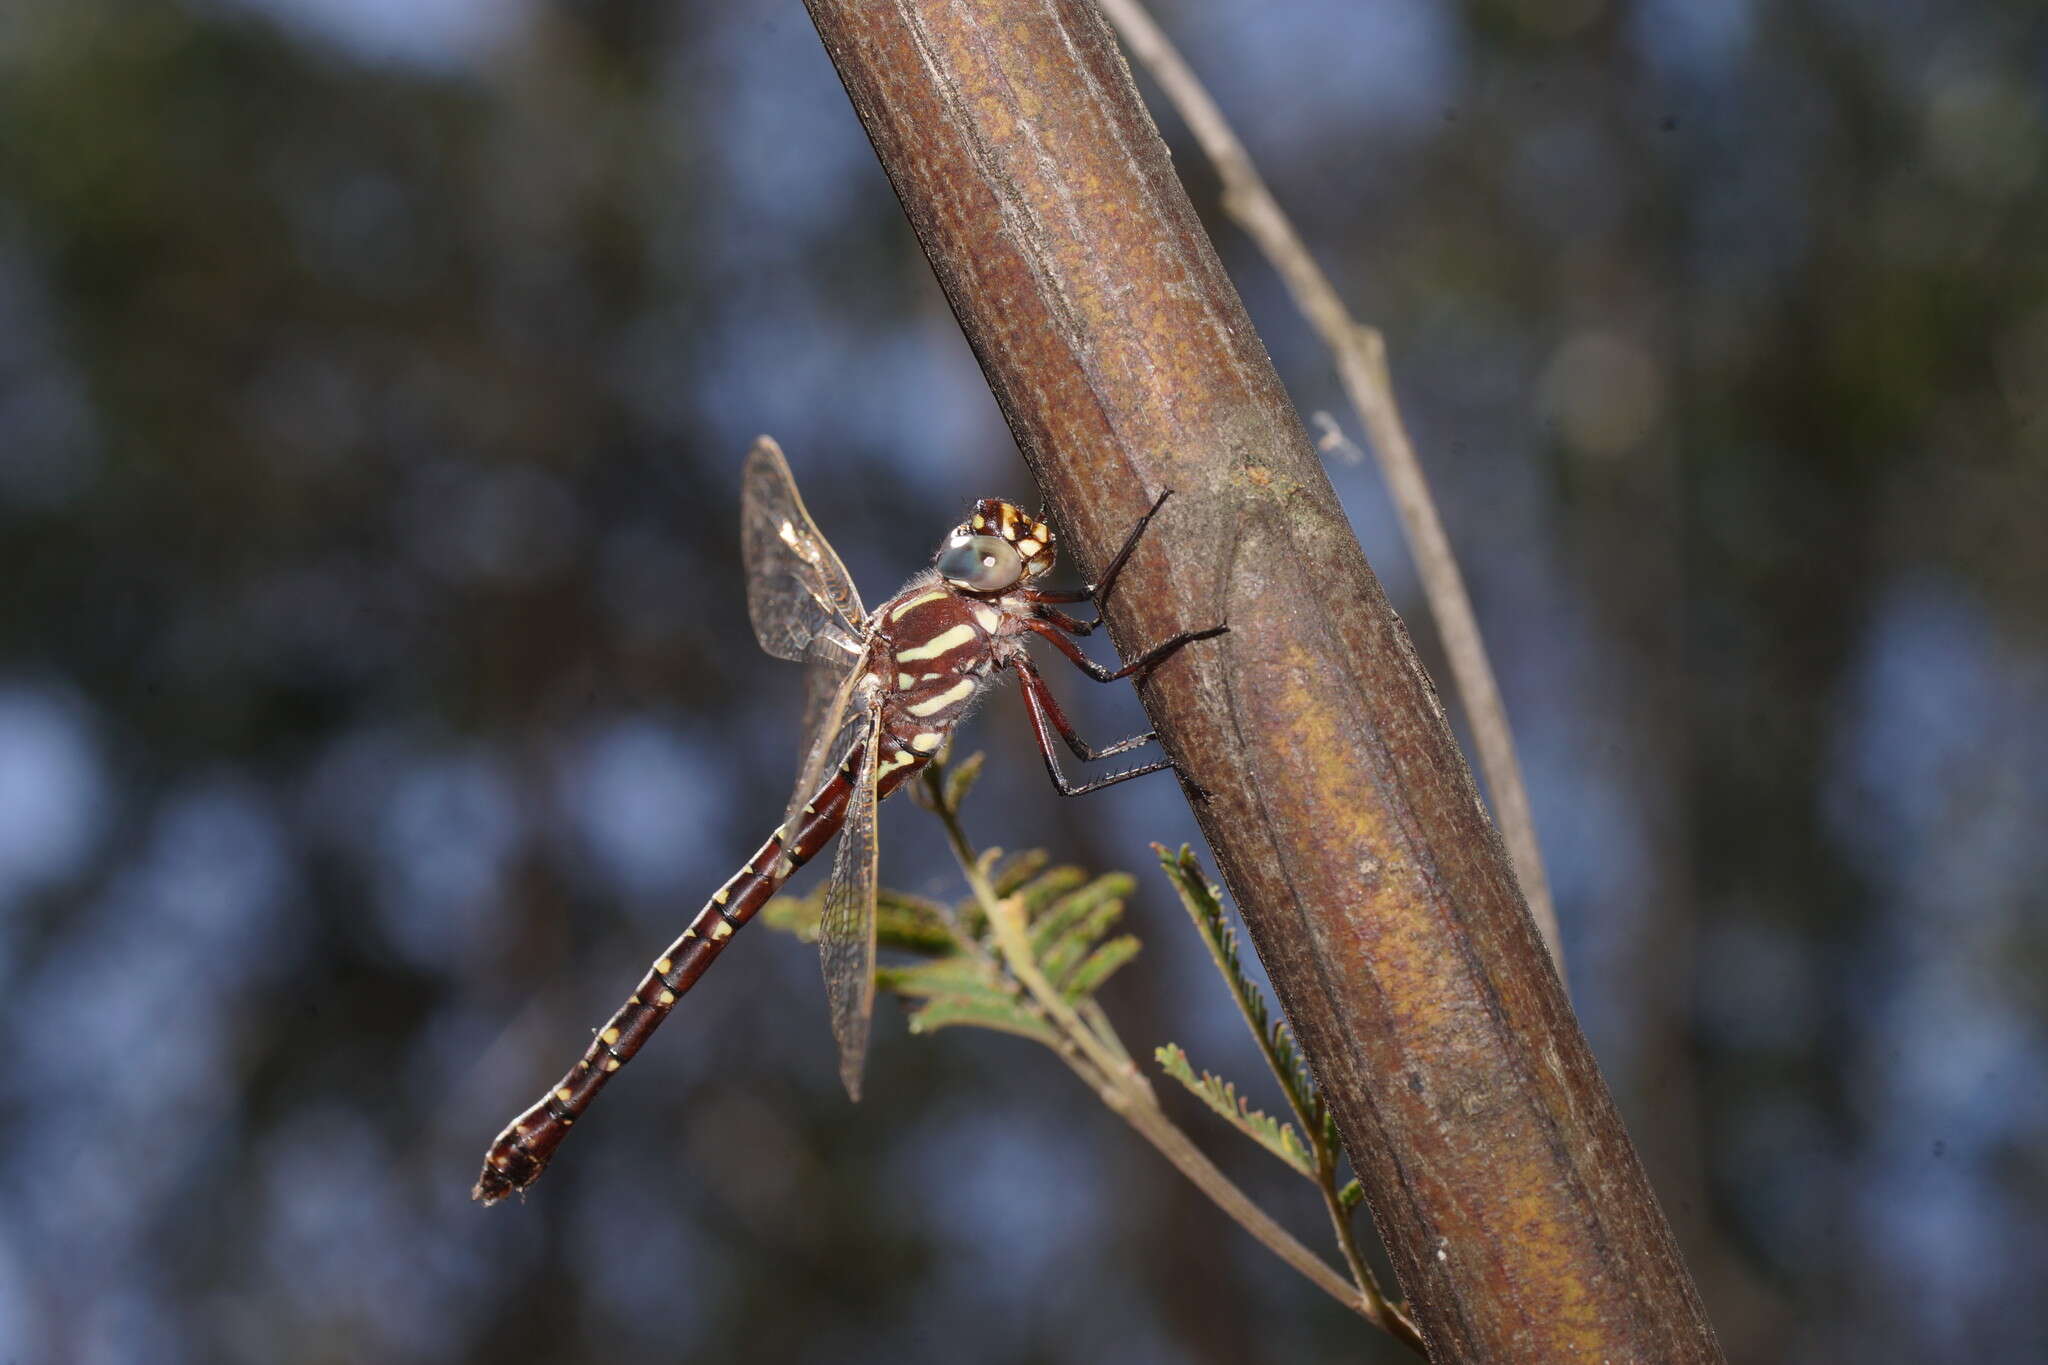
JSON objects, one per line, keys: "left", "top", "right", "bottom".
{"left": 1027, "top": 604, "right": 1100, "bottom": 635}
{"left": 1024, "top": 616, "right": 1229, "bottom": 684}
{"left": 1089, "top": 488, "right": 1173, "bottom": 605}
{"left": 1018, "top": 586, "right": 1095, "bottom": 608}
{"left": 1011, "top": 657, "right": 1184, "bottom": 797}
{"left": 1012, "top": 656, "right": 1156, "bottom": 760}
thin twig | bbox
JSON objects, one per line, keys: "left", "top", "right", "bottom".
{"left": 1321, "top": 1177, "right": 1384, "bottom": 1318}
{"left": 1103, "top": 1089, "right": 1412, "bottom": 1336}
{"left": 1097, "top": 0, "right": 1562, "bottom": 976}
{"left": 923, "top": 771, "right": 1421, "bottom": 1349}
{"left": 1307, "top": 1097, "right": 1399, "bottom": 1336}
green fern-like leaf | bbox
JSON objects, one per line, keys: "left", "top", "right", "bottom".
{"left": 1154, "top": 845, "right": 1268, "bottom": 1030}
{"left": 909, "top": 993, "right": 1057, "bottom": 1045}
{"left": 1264, "top": 1013, "right": 1322, "bottom": 1138}
{"left": 875, "top": 958, "right": 999, "bottom": 999}
{"left": 758, "top": 842, "right": 1153, "bottom": 1069}
{"left": 1039, "top": 898, "right": 1124, "bottom": 983}
{"left": 1014, "top": 864, "right": 1090, "bottom": 919}
{"left": 760, "top": 886, "right": 958, "bottom": 955}
{"left": 878, "top": 890, "right": 965, "bottom": 954}
{"left": 1061, "top": 934, "right": 1140, "bottom": 1000}
{"left": 1155, "top": 1043, "right": 1315, "bottom": 1178}
{"left": 943, "top": 749, "right": 986, "bottom": 810}
{"left": 1318, "top": 1096, "right": 1342, "bottom": 1158}
{"left": 757, "top": 893, "right": 814, "bottom": 939}
{"left": 1029, "top": 872, "right": 1134, "bottom": 958}
{"left": 1337, "top": 1179, "right": 1365, "bottom": 1213}
{"left": 1154, "top": 844, "right": 1324, "bottom": 1136}
{"left": 987, "top": 847, "right": 1050, "bottom": 898}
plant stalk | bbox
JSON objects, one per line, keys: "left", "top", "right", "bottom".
{"left": 1094, "top": 0, "right": 1559, "bottom": 977}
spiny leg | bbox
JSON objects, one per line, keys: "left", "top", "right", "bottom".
{"left": 1011, "top": 656, "right": 1157, "bottom": 761}
{"left": 1025, "top": 603, "right": 1099, "bottom": 636}
{"left": 1089, "top": 488, "right": 1174, "bottom": 604}
{"left": 1024, "top": 616, "right": 1230, "bottom": 684}
{"left": 1011, "top": 658, "right": 1179, "bottom": 797}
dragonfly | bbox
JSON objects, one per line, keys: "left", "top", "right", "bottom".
{"left": 474, "top": 436, "right": 1225, "bottom": 1204}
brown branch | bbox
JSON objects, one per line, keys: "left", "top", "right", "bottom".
{"left": 1095, "top": 0, "right": 1560, "bottom": 976}
{"left": 799, "top": 1, "right": 1721, "bottom": 1359}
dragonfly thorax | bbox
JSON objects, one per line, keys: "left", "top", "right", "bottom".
{"left": 870, "top": 575, "right": 1016, "bottom": 762}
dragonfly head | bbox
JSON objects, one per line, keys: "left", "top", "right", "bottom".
{"left": 935, "top": 499, "right": 1056, "bottom": 594}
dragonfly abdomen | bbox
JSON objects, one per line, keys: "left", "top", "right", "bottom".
{"left": 473, "top": 741, "right": 925, "bottom": 1204}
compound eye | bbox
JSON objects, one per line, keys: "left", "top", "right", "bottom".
{"left": 937, "top": 534, "right": 1023, "bottom": 593}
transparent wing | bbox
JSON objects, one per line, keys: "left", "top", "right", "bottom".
{"left": 778, "top": 636, "right": 873, "bottom": 882}
{"left": 798, "top": 629, "right": 867, "bottom": 771}
{"left": 819, "top": 704, "right": 885, "bottom": 1100}
{"left": 742, "top": 436, "right": 865, "bottom": 662}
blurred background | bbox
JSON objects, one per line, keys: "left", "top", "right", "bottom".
{"left": 1, "top": 0, "right": 2043, "bottom": 1360}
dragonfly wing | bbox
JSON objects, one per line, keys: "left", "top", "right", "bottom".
{"left": 798, "top": 627, "right": 867, "bottom": 769}
{"left": 780, "top": 634, "right": 873, "bottom": 862}
{"left": 819, "top": 705, "right": 885, "bottom": 1101}
{"left": 742, "top": 436, "right": 865, "bottom": 662}
{"left": 744, "top": 436, "right": 883, "bottom": 1098}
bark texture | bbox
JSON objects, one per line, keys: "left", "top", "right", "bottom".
{"left": 800, "top": 2, "right": 1723, "bottom": 1358}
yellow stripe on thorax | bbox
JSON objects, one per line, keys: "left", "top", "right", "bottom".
{"left": 888, "top": 588, "right": 949, "bottom": 622}
{"left": 907, "top": 677, "right": 976, "bottom": 717}
{"left": 895, "top": 622, "right": 977, "bottom": 663}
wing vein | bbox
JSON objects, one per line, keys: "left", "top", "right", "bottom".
{"left": 742, "top": 437, "right": 865, "bottom": 661}
{"left": 820, "top": 709, "right": 885, "bottom": 1100}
